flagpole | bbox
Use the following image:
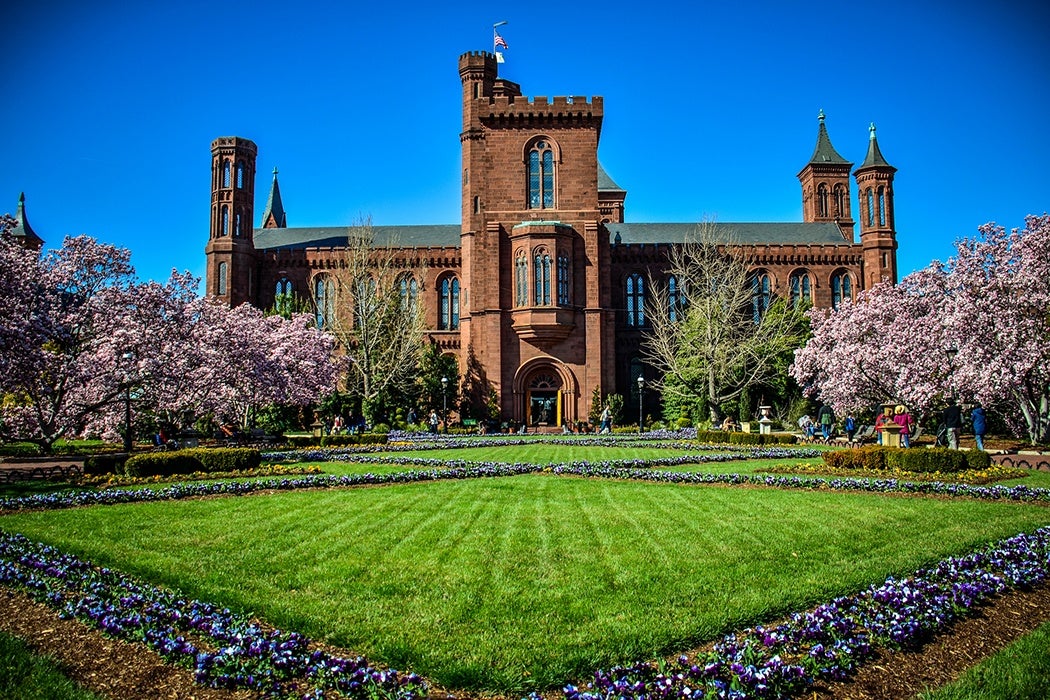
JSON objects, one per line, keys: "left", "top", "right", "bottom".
{"left": 493, "top": 20, "right": 508, "bottom": 64}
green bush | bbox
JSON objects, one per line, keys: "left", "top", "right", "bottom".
{"left": 84, "top": 453, "right": 128, "bottom": 476}
{"left": 122, "top": 448, "right": 260, "bottom": 477}
{"left": 824, "top": 446, "right": 993, "bottom": 473}
{"left": 694, "top": 430, "right": 795, "bottom": 446}
{"left": 287, "top": 435, "right": 320, "bottom": 448}
{"left": 319, "top": 434, "right": 388, "bottom": 447}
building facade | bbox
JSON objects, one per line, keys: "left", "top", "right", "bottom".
{"left": 205, "top": 51, "right": 898, "bottom": 427}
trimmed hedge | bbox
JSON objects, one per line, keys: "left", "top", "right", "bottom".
{"left": 823, "top": 446, "right": 993, "bottom": 473}
{"left": 285, "top": 434, "right": 389, "bottom": 448}
{"left": 122, "top": 448, "right": 261, "bottom": 477}
{"left": 84, "top": 453, "right": 128, "bottom": 476}
{"left": 694, "top": 430, "right": 796, "bottom": 446}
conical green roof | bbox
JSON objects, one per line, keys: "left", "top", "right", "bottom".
{"left": 859, "top": 123, "right": 893, "bottom": 169}
{"left": 261, "top": 167, "right": 287, "bottom": 227}
{"left": 807, "top": 110, "right": 850, "bottom": 165}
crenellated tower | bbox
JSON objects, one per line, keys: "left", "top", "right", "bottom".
{"left": 797, "top": 111, "right": 855, "bottom": 242}
{"left": 854, "top": 124, "right": 898, "bottom": 286}
{"left": 205, "top": 137, "right": 258, "bottom": 305}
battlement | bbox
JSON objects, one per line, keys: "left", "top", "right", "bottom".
{"left": 476, "top": 94, "right": 604, "bottom": 118}
{"left": 210, "top": 136, "right": 257, "bottom": 155}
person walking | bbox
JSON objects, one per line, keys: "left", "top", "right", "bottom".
{"left": 971, "top": 402, "right": 987, "bottom": 451}
{"left": 844, "top": 413, "right": 857, "bottom": 442}
{"left": 599, "top": 405, "right": 611, "bottom": 434}
{"left": 943, "top": 398, "right": 962, "bottom": 450}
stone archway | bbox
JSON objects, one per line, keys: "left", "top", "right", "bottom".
{"left": 512, "top": 359, "right": 578, "bottom": 428}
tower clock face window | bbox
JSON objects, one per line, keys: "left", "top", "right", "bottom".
{"left": 528, "top": 140, "right": 555, "bottom": 209}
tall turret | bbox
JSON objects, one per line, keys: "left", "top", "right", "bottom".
{"left": 9, "top": 192, "right": 44, "bottom": 250}
{"left": 854, "top": 123, "right": 898, "bottom": 286}
{"left": 797, "top": 111, "right": 855, "bottom": 242}
{"left": 261, "top": 167, "right": 287, "bottom": 229}
{"left": 204, "top": 137, "right": 258, "bottom": 305}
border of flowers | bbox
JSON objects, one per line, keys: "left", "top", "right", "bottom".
{"left": 554, "top": 526, "right": 1050, "bottom": 700}
{"left": 2, "top": 524, "right": 1048, "bottom": 700}
{"left": 0, "top": 529, "right": 425, "bottom": 699}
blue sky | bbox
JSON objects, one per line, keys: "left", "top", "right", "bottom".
{"left": 3, "top": 1, "right": 1047, "bottom": 288}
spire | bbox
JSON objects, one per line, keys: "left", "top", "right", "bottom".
{"left": 260, "top": 167, "right": 287, "bottom": 228}
{"left": 859, "top": 123, "right": 893, "bottom": 169}
{"left": 807, "top": 110, "right": 850, "bottom": 165}
{"left": 9, "top": 192, "right": 44, "bottom": 247}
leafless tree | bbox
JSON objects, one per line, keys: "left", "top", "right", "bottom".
{"left": 643, "top": 222, "right": 807, "bottom": 423}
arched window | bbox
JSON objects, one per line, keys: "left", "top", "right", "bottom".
{"left": 528, "top": 140, "right": 555, "bottom": 209}
{"left": 221, "top": 205, "right": 229, "bottom": 236}
{"left": 276, "top": 277, "right": 292, "bottom": 296}
{"left": 833, "top": 184, "right": 846, "bottom": 218}
{"left": 399, "top": 275, "right": 419, "bottom": 311}
{"left": 626, "top": 273, "right": 645, "bottom": 327}
{"left": 817, "top": 184, "right": 829, "bottom": 218}
{"left": 236, "top": 162, "right": 244, "bottom": 189}
{"left": 234, "top": 212, "right": 242, "bottom": 237}
{"left": 222, "top": 160, "right": 231, "bottom": 188}
{"left": 533, "top": 248, "right": 551, "bottom": 306}
{"left": 832, "top": 272, "right": 853, "bottom": 309}
{"left": 866, "top": 188, "right": 875, "bottom": 227}
{"left": 217, "top": 262, "right": 228, "bottom": 295}
{"left": 668, "top": 275, "right": 687, "bottom": 321}
{"left": 751, "top": 272, "right": 771, "bottom": 323}
{"left": 557, "top": 252, "right": 570, "bottom": 306}
{"left": 878, "top": 186, "right": 886, "bottom": 226}
{"left": 789, "top": 271, "right": 811, "bottom": 308}
{"left": 514, "top": 251, "right": 528, "bottom": 307}
{"left": 439, "top": 276, "right": 460, "bottom": 330}
{"left": 315, "top": 276, "right": 334, "bottom": 329}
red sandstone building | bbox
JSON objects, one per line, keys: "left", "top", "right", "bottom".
{"left": 204, "top": 51, "right": 898, "bottom": 427}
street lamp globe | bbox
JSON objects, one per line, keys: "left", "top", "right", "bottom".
{"left": 636, "top": 375, "right": 644, "bottom": 434}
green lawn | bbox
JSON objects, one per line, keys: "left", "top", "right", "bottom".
{"left": 0, "top": 632, "right": 102, "bottom": 700}
{"left": 918, "top": 621, "right": 1050, "bottom": 700}
{"left": 3, "top": 472, "right": 1048, "bottom": 693}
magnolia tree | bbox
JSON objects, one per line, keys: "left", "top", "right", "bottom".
{"left": 791, "top": 214, "right": 1050, "bottom": 443}
{"left": 0, "top": 231, "right": 339, "bottom": 451}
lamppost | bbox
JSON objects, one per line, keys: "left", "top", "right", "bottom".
{"left": 441, "top": 376, "right": 449, "bottom": 434}
{"left": 637, "top": 374, "right": 645, "bottom": 434}
{"left": 121, "top": 352, "right": 135, "bottom": 453}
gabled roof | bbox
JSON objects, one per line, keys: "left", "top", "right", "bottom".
{"left": 253, "top": 224, "right": 461, "bottom": 250}
{"left": 10, "top": 192, "right": 43, "bottom": 246}
{"left": 605, "top": 222, "right": 851, "bottom": 246}
{"left": 806, "top": 110, "right": 850, "bottom": 166}
{"left": 858, "top": 123, "right": 894, "bottom": 170}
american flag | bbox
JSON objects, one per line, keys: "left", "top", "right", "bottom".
{"left": 494, "top": 31, "right": 508, "bottom": 50}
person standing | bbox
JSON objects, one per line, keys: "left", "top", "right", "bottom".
{"left": 943, "top": 398, "right": 962, "bottom": 450}
{"left": 844, "top": 413, "right": 857, "bottom": 442}
{"left": 971, "top": 402, "right": 987, "bottom": 451}
{"left": 428, "top": 410, "right": 439, "bottom": 434}
{"left": 818, "top": 404, "right": 834, "bottom": 441}
{"left": 893, "top": 405, "right": 913, "bottom": 448}
{"left": 599, "top": 405, "right": 611, "bottom": 434}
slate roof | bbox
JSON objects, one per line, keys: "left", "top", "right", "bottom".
{"left": 597, "top": 162, "right": 625, "bottom": 193}
{"left": 806, "top": 110, "right": 851, "bottom": 166}
{"left": 605, "top": 222, "right": 850, "bottom": 246}
{"left": 261, "top": 168, "right": 287, "bottom": 227}
{"left": 10, "top": 193, "right": 43, "bottom": 245}
{"left": 859, "top": 124, "right": 894, "bottom": 170}
{"left": 253, "top": 224, "right": 461, "bottom": 250}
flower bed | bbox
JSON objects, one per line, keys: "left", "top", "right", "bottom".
{"left": 554, "top": 527, "right": 1050, "bottom": 700}
{"left": 0, "top": 530, "right": 426, "bottom": 699}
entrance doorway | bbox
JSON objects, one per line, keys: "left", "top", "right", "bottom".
{"left": 525, "top": 372, "right": 562, "bottom": 427}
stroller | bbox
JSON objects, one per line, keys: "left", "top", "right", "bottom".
{"left": 934, "top": 423, "right": 948, "bottom": 447}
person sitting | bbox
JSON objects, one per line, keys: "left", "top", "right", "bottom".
{"left": 720, "top": 416, "right": 739, "bottom": 432}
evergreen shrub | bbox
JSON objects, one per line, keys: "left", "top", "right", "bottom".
{"left": 824, "top": 446, "right": 993, "bottom": 473}
{"left": 84, "top": 453, "right": 127, "bottom": 476}
{"left": 123, "top": 448, "right": 260, "bottom": 477}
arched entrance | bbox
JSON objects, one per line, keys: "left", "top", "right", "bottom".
{"left": 513, "top": 359, "right": 578, "bottom": 429}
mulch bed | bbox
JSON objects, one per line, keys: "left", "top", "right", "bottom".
{"left": 3, "top": 583, "right": 1050, "bottom": 700}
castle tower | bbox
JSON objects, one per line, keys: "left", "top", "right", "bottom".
{"left": 9, "top": 192, "right": 44, "bottom": 250}
{"left": 261, "top": 167, "right": 287, "bottom": 229}
{"left": 797, "top": 111, "right": 855, "bottom": 242}
{"left": 456, "top": 51, "right": 612, "bottom": 426}
{"left": 204, "top": 137, "right": 258, "bottom": 305}
{"left": 854, "top": 124, "right": 898, "bottom": 287}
